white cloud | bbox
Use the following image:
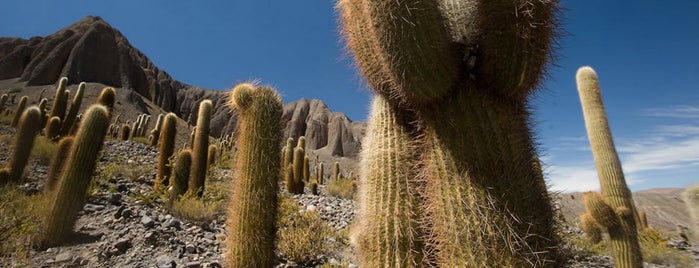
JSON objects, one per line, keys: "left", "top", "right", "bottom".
{"left": 546, "top": 164, "right": 600, "bottom": 192}
{"left": 642, "top": 105, "right": 699, "bottom": 119}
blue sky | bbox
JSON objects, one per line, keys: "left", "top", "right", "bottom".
{"left": 1, "top": 1, "right": 697, "bottom": 192}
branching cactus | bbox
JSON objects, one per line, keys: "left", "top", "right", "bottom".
{"left": 355, "top": 95, "right": 423, "bottom": 267}
{"left": 155, "top": 113, "right": 177, "bottom": 192}
{"left": 45, "top": 137, "right": 75, "bottom": 192}
{"left": 1, "top": 106, "right": 42, "bottom": 183}
{"left": 149, "top": 114, "right": 165, "bottom": 146}
{"left": 338, "top": 0, "right": 562, "bottom": 265}
{"left": 170, "top": 149, "right": 192, "bottom": 200}
{"left": 47, "top": 77, "right": 69, "bottom": 130}
{"left": 42, "top": 104, "right": 110, "bottom": 247}
{"left": 577, "top": 66, "right": 642, "bottom": 267}
{"left": 225, "top": 83, "right": 283, "bottom": 267}
{"left": 61, "top": 82, "right": 85, "bottom": 136}
{"left": 10, "top": 96, "right": 28, "bottom": 128}
{"left": 188, "top": 100, "right": 212, "bottom": 197}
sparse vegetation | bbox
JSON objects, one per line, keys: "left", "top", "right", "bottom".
{"left": 169, "top": 192, "right": 224, "bottom": 225}
{"left": 30, "top": 136, "right": 57, "bottom": 165}
{"left": 326, "top": 178, "right": 356, "bottom": 200}
{"left": 0, "top": 186, "right": 50, "bottom": 264}
{"left": 277, "top": 197, "right": 337, "bottom": 265}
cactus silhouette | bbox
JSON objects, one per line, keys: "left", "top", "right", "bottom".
{"left": 225, "top": 83, "right": 283, "bottom": 267}
{"left": 42, "top": 104, "right": 110, "bottom": 247}
{"left": 188, "top": 100, "right": 212, "bottom": 197}
{"left": 1, "top": 106, "right": 42, "bottom": 183}
{"left": 338, "top": 0, "right": 561, "bottom": 265}
{"left": 10, "top": 96, "right": 28, "bottom": 127}
{"left": 61, "top": 82, "right": 85, "bottom": 136}
{"left": 45, "top": 137, "right": 75, "bottom": 192}
{"left": 577, "top": 66, "right": 642, "bottom": 267}
{"left": 155, "top": 113, "right": 177, "bottom": 192}
{"left": 355, "top": 95, "right": 423, "bottom": 266}
{"left": 170, "top": 149, "right": 192, "bottom": 200}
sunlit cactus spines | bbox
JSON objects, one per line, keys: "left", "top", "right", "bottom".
{"left": 2, "top": 106, "right": 42, "bottom": 183}
{"left": 47, "top": 77, "right": 69, "bottom": 125}
{"left": 170, "top": 149, "right": 192, "bottom": 200}
{"left": 188, "top": 99, "right": 212, "bottom": 197}
{"left": 577, "top": 66, "right": 642, "bottom": 267}
{"left": 282, "top": 137, "right": 294, "bottom": 169}
{"left": 207, "top": 144, "right": 218, "bottom": 168}
{"left": 155, "top": 113, "right": 177, "bottom": 192}
{"left": 290, "top": 145, "right": 305, "bottom": 194}
{"left": 46, "top": 116, "right": 62, "bottom": 140}
{"left": 11, "top": 95, "right": 28, "bottom": 127}
{"left": 45, "top": 137, "right": 75, "bottom": 192}
{"left": 97, "top": 87, "right": 116, "bottom": 111}
{"left": 42, "top": 104, "right": 111, "bottom": 247}
{"left": 225, "top": 84, "right": 283, "bottom": 267}
{"left": 61, "top": 82, "right": 85, "bottom": 136}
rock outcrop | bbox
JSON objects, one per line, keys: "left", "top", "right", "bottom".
{"left": 0, "top": 16, "right": 364, "bottom": 157}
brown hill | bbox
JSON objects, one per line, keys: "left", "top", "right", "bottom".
{"left": 0, "top": 16, "right": 365, "bottom": 165}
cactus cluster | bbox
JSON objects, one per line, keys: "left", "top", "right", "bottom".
{"left": 285, "top": 136, "right": 306, "bottom": 194}
{"left": 225, "top": 83, "right": 283, "bottom": 267}
{"left": 576, "top": 66, "right": 642, "bottom": 267}
{"left": 338, "top": 0, "right": 561, "bottom": 266}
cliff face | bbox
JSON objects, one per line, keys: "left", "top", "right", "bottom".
{"left": 0, "top": 16, "right": 364, "bottom": 157}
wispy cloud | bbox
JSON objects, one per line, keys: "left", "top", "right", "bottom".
{"left": 547, "top": 105, "right": 699, "bottom": 192}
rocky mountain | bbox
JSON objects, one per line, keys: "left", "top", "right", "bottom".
{"left": 0, "top": 16, "right": 365, "bottom": 158}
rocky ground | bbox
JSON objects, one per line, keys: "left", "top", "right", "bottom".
{"left": 1, "top": 126, "right": 697, "bottom": 267}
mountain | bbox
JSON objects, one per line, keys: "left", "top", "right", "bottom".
{"left": 0, "top": 16, "right": 364, "bottom": 159}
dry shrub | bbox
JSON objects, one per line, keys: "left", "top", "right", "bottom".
{"left": 0, "top": 185, "right": 50, "bottom": 265}
{"left": 639, "top": 228, "right": 694, "bottom": 268}
{"left": 169, "top": 192, "right": 224, "bottom": 225}
{"left": 30, "top": 136, "right": 57, "bottom": 165}
{"left": 326, "top": 178, "right": 356, "bottom": 200}
{"left": 277, "top": 197, "right": 335, "bottom": 265}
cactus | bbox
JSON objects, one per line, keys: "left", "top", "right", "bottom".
{"left": 338, "top": 0, "right": 562, "bottom": 265}
{"left": 577, "top": 67, "right": 642, "bottom": 267}
{"left": 303, "top": 155, "right": 310, "bottom": 182}
{"left": 10, "top": 96, "right": 28, "bottom": 127}
{"left": 333, "top": 161, "right": 340, "bottom": 181}
{"left": 188, "top": 100, "right": 212, "bottom": 197}
{"left": 225, "top": 83, "right": 283, "bottom": 267}
{"left": 581, "top": 212, "right": 603, "bottom": 244}
{"left": 46, "top": 78, "right": 69, "bottom": 128}
{"left": 155, "top": 113, "right": 178, "bottom": 192}
{"left": 318, "top": 162, "right": 324, "bottom": 185}
{"left": 97, "top": 87, "right": 116, "bottom": 111}
{"left": 149, "top": 114, "right": 165, "bottom": 146}
{"left": 42, "top": 104, "right": 110, "bottom": 247}
{"left": 290, "top": 144, "right": 305, "bottom": 194}
{"left": 45, "top": 137, "right": 75, "bottom": 192}
{"left": 355, "top": 95, "right": 423, "bottom": 267}
{"left": 310, "top": 182, "right": 318, "bottom": 195}
{"left": 119, "top": 124, "right": 131, "bottom": 140}
{"left": 0, "top": 94, "right": 7, "bottom": 113}
{"left": 45, "top": 116, "right": 62, "bottom": 140}
{"left": 169, "top": 149, "right": 192, "bottom": 200}
{"left": 1, "top": 106, "right": 42, "bottom": 183}
{"left": 207, "top": 144, "right": 218, "bottom": 167}
{"left": 61, "top": 82, "right": 85, "bottom": 136}
{"left": 282, "top": 137, "right": 294, "bottom": 168}
{"left": 284, "top": 163, "right": 295, "bottom": 194}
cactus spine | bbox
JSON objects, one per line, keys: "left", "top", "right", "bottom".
{"left": 581, "top": 212, "right": 603, "bottom": 244}
{"left": 1, "top": 106, "right": 42, "bottom": 183}
{"left": 61, "top": 82, "right": 85, "bottom": 136}
{"left": 225, "top": 83, "right": 283, "bottom": 267}
{"left": 42, "top": 104, "right": 110, "bottom": 247}
{"left": 355, "top": 95, "right": 423, "bottom": 267}
{"left": 155, "top": 113, "right": 177, "bottom": 192}
{"left": 45, "top": 137, "right": 75, "bottom": 192}
{"left": 188, "top": 100, "right": 212, "bottom": 197}
{"left": 338, "top": 0, "right": 561, "bottom": 265}
{"left": 170, "top": 149, "right": 192, "bottom": 200}
{"left": 10, "top": 96, "right": 28, "bottom": 127}
{"left": 576, "top": 66, "right": 642, "bottom": 267}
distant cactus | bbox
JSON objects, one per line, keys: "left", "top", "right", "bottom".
{"left": 225, "top": 83, "right": 283, "bottom": 267}
{"left": 638, "top": 209, "right": 648, "bottom": 230}
{"left": 310, "top": 182, "right": 318, "bottom": 195}
{"left": 46, "top": 116, "right": 62, "bottom": 140}
{"left": 46, "top": 78, "right": 69, "bottom": 128}
{"left": 10, "top": 96, "right": 28, "bottom": 127}
{"left": 149, "top": 114, "right": 165, "bottom": 146}
{"left": 577, "top": 66, "right": 642, "bottom": 267}
{"left": 169, "top": 149, "right": 192, "bottom": 200}
{"left": 188, "top": 100, "right": 212, "bottom": 197}
{"left": 333, "top": 161, "right": 340, "bottom": 181}
{"left": 290, "top": 145, "right": 305, "bottom": 194}
{"left": 38, "top": 98, "right": 48, "bottom": 126}
{"left": 119, "top": 124, "right": 131, "bottom": 140}
{"left": 97, "top": 87, "right": 116, "bottom": 111}
{"left": 282, "top": 137, "right": 294, "bottom": 168}
{"left": 318, "top": 162, "right": 324, "bottom": 185}
{"left": 42, "top": 104, "right": 110, "bottom": 247}
{"left": 45, "top": 137, "right": 75, "bottom": 192}
{"left": 61, "top": 82, "right": 85, "bottom": 136}
{"left": 297, "top": 136, "right": 306, "bottom": 150}
{"left": 284, "top": 163, "right": 295, "bottom": 194}
{"left": 1, "top": 106, "right": 42, "bottom": 183}
{"left": 303, "top": 155, "right": 310, "bottom": 183}
{"left": 155, "top": 113, "right": 177, "bottom": 192}
{"left": 207, "top": 144, "right": 218, "bottom": 167}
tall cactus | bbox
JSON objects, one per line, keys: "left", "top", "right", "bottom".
{"left": 576, "top": 66, "right": 642, "bottom": 267}
{"left": 355, "top": 95, "right": 423, "bottom": 267}
{"left": 188, "top": 100, "right": 212, "bottom": 197}
{"left": 155, "top": 113, "right": 177, "bottom": 192}
{"left": 10, "top": 96, "right": 28, "bottom": 127}
{"left": 290, "top": 142, "right": 305, "bottom": 194}
{"left": 338, "top": 0, "right": 561, "bottom": 265}
{"left": 46, "top": 77, "right": 69, "bottom": 129}
{"left": 61, "top": 82, "right": 85, "bottom": 136}
{"left": 282, "top": 137, "right": 294, "bottom": 169}
{"left": 0, "top": 106, "right": 42, "bottom": 183}
{"left": 42, "top": 104, "right": 110, "bottom": 247}
{"left": 225, "top": 83, "right": 283, "bottom": 267}
{"left": 318, "top": 162, "right": 325, "bottom": 185}
{"left": 149, "top": 114, "right": 165, "bottom": 146}
{"left": 169, "top": 149, "right": 192, "bottom": 200}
